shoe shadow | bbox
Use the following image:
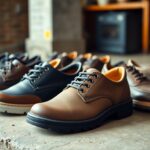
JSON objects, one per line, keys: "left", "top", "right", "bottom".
{"left": 0, "top": 112, "right": 27, "bottom": 116}
{"left": 87, "top": 110, "right": 150, "bottom": 134}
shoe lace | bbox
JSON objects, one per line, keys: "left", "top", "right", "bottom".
{"left": 67, "top": 72, "right": 98, "bottom": 93}
{"left": 23, "top": 63, "right": 50, "bottom": 83}
{"left": 126, "top": 65, "right": 147, "bottom": 82}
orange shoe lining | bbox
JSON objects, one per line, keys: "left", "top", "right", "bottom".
{"left": 49, "top": 58, "right": 61, "bottom": 68}
{"left": 104, "top": 67, "right": 125, "bottom": 82}
{"left": 100, "top": 55, "right": 110, "bottom": 63}
{"left": 83, "top": 53, "right": 92, "bottom": 59}
{"left": 68, "top": 51, "right": 78, "bottom": 59}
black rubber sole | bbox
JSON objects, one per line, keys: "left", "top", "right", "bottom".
{"left": 26, "top": 100, "right": 133, "bottom": 133}
{"left": 133, "top": 100, "right": 150, "bottom": 112}
{"left": 134, "top": 104, "right": 150, "bottom": 112}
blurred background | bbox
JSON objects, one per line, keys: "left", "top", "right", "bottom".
{"left": 0, "top": 0, "right": 149, "bottom": 59}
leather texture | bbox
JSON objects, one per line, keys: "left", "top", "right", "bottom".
{"left": 30, "top": 67, "right": 131, "bottom": 121}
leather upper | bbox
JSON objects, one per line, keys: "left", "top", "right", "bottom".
{"left": 30, "top": 67, "right": 131, "bottom": 121}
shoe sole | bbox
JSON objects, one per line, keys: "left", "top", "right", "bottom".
{"left": 133, "top": 99, "right": 150, "bottom": 111}
{"left": 0, "top": 102, "right": 33, "bottom": 114}
{"left": 26, "top": 100, "right": 133, "bottom": 133}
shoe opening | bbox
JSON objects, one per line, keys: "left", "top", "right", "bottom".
{"left": 68, "top": 51, "right": 78, "bottom": 59}
{"left": 104, "top": 67, "right": 125, "bottom": 82}
{"left": 83, "top": 53, "right": 92, "bottom": 59}
{"left": 49, "top": 58, "right": 61, "bottom": 68}
{"left": 60, "top": 62, "right": 81, "bottom": 75}
{"left": 100, "top": 55, "right": 110, "bottom": 64}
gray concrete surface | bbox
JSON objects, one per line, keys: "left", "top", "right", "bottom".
{"left": 0, "top": 54, "right": 150, "bottom": 150}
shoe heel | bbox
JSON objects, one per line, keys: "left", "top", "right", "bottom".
{"left": 114, "top": 101, "right": 133, "bottom": 120}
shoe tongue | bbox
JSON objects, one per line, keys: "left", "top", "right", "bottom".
{"left": 86, "top": 68, "right": 100, "bottom": 74}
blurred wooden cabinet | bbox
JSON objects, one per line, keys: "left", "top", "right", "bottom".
{"left": 85, "top": 0, "right": 150, "bottom": 53}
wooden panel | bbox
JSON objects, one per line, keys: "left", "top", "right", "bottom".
{"left": 85, "top": 2, "right": 146, "bottom": 11}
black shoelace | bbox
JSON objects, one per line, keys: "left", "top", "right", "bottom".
{"left": 126, "top": 66, "right": 147, "bottom": 81}
{"left": 67, "top": 72, "right": 98, "bottom": 93}
{"left": 23, "top": 63, "right": 50, "bottom": 83}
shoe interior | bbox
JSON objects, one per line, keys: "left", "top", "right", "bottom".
{"left": 68, "top": 51, "right": 78, "bottom": 59}
{"left": 100, "top": 55, "right": 110, "bottom": 64}
{"left": 104, "top": 67, "right": 125, "bottom": 82}
{"left": 83, "top": 53, "right": 92, "bottom": 59}
{"left": 49, "top": 58, "right": 61, "bottom": 68}
{"left": 60, "top": 63, "right": 81, "bottom": 75}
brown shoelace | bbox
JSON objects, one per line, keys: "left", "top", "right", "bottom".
{"left": 126, "top": 65, "right": 147, "bottom": 82}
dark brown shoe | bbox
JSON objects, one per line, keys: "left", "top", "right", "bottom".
{"left": 0, "top": 56, "right": 41, "bottom": 90}
{"left": 83, "top": 55, "right": 110, "bottom": 71}
{"left": 126, "top": 62, "right": 150, "bottom": 111}
{"left": 27, "top": 66, "right": 132, "bottom": 132}
{"left": 57, "top": 51, "right": 78, "bottom": 68}
{"left": 73, "top": 53, "right": 92, "bottom": 64}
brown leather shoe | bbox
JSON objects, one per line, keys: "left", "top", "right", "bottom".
{"left": 27, "top": 66, "right": 132, "bottom": 132}
{"left": 126, "top": 63, "right": 150, "bottom": 111}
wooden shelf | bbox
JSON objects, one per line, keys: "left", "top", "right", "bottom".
{"left": 85, "top": 1, "right": 147, "bottom": 11}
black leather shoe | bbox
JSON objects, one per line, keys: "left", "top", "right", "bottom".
{"left": 0, "top": 61, "right": 82, "bottom": 114}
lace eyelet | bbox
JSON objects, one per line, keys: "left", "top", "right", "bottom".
{"left": 32, "top": 79, "right": 35, "bottom": 83}
{"left": 90, "top": 79, "right": 94, "bottom": 83}
{"left": 45, "top": 67, "right": 49, "bottom": 71}
{"left": 80, "top": 88, "right": 84, "bottom": 93}
{"left": 86, "top": 84, "right": 90, "bottom": 88}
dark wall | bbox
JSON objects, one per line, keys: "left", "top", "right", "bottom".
{"left": 0, "top": 0, "right": 28, "bottom": 52}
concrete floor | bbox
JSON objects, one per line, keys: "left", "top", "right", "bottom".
{"left": 0, "top": 54, "right": 150, "bottom": 150}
